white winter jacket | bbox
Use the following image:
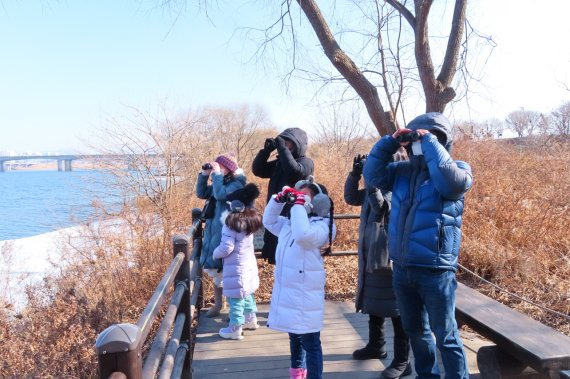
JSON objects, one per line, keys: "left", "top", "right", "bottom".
{"left": 263, "top": 198, "right": 336, "bottom": 334}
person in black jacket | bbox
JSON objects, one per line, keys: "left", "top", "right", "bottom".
{"left": 252, "top": 127, "right": 314, "bottom": 264}
{"left": 345, "top": 154, "right": 411, "bottom": 379}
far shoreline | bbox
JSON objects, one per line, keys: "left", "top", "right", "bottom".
{"left": 2, "top": 161, "right": 111, "bottom": 172}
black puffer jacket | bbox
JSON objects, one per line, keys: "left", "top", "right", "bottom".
{"left": 344, "top": 172, "right": 399, "bottom": 317}
{"left": 252, "top": 127, "right": 314, "bottom": 202}
{"left": 252, "top": 127, "right": 314, "bottom": 263}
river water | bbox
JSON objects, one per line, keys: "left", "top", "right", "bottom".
{"left": 0, "top": 170, "right": 121, "bottom": 306}
{"left": 0, "top": 170, "right": 120, "bottom": 241}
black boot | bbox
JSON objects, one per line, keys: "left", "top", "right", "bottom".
{"left": 353, "top": 317, "right": 387, "bottom": 360}
{"left": 381, "top": 338, "right": 412, "bottom": 378}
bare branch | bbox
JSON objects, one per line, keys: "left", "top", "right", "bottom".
{"left": 294, "top": 0, "right": 394, "bottom": 135}
{"left": 437, "top": 0, "right": 467, "bottom": 86}
{"left": 384, "top": 0, "right": 416, "bottom": 30}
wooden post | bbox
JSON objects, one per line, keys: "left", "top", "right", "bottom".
{"left": 191, "top": 207, "right": 202, "bottom": 226}
{"left": 191, "top": 207, "right": 204, "bottom": 311}
{"left": 173, "top": 234, "right": 191, "bottom": 376}
{"left": 173, "top": 234, "right": 190, "bottom": 342}
{"left": 95, "top": 323, "right": 142, "bottom": 379}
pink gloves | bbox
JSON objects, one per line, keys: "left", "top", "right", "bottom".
{"left": 275, "top": 187, "right": 306, "bottom": 205}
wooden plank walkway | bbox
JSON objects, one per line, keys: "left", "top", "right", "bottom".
{"left": 192, "top": 301, "right": 491, "bottom": 378}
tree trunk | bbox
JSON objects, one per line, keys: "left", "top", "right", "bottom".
{"left": 413, "top": 0, "right": 466, "bottom": 113}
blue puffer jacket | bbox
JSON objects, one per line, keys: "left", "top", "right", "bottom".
{"left": 363, "top": 113, "right": 473, "bottom": 271}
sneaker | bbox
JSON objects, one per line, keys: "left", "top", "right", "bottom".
{"left": 243, "top": 313, "right": 259, "bottom": 330}
{"left": 219, "top": 325, "right": 243, "bottom": 340}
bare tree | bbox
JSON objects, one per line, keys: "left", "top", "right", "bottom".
{"left": 88, "top": 104, "right": 277, "bottom": 242}
{"left": 506, "top": 109, "right": 540, "bottom": 138}
{"left": 551, "top": 101, "right": 570, "bottom": 136}
{"left": 313, "top": 103, "right": 376, "bottom": 160}
{"left": 200, "top": 105, "right": 277, "bottom": 169}
{"left": 250, "top": 0, "right": 485, "bottom": 136}
{"left": 90, "top": 106, "right": 201, "bottom": 242}
{"left": 536, "top": 114, "right": 552, "bottom": 137}
{"left": 481, "top": 118, "right": 505, "bottom": 138}
{"left": 453, "top": 118, "right": 504, "bottom": 140}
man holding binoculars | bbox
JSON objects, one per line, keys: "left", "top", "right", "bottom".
{"left": 364, "top": 112, "right": 473, "bottom": 379}
{"left": 252, "top": 128, "right": 314, "bottom": 264}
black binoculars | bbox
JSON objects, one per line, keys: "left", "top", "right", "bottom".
{"left": 396, "top": 131, "right": 421, "bottom": 143}
{"left": 202, "top": 163, "right": 213, "bottom": 170}
{"left": 284, "top": 193, "right": 297, "bottom": 204}
{"left": 265, "top": 138, "right": 277, "bottom": 150}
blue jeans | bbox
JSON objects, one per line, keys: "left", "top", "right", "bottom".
{"left": 227, "top": 294, "right": 257, "bottom": 326}
{"left": 393, "top": 265, "right": 469, "bottom": 379}
{"left": 289, "top": 332, "right": 323, "bottom": 379}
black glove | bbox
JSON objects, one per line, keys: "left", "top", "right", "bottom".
{"left": 351, "top": 154, "right": 367, "bottom": 176}
{"left": 274, "top": 136, "right": 286, "bottom": 150}
{"left": 264, "top": 138, "right": 276, "bottom": 152}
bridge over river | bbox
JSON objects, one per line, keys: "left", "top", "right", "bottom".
{"left": 0, "top": 154, "right": 139, "bottom": 172}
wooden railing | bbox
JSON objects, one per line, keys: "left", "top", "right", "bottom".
{"left": 94, "top": 209, "right": 570, "bottom": 379}
{"left": 94, "top": 212, "right": 360, "bottom": 378}
{"left": 95, "top": 208, "right": 204, "bottom": 379}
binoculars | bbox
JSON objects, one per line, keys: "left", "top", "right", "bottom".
{"left": 396, "top": 131, "right": 421, "bottom": 143}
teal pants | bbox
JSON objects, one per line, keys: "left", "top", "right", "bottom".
{"left": 228, "top": 294, "right": 257, "bottom": 326}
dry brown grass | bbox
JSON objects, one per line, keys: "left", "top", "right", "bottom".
{"left": 454, "top": 137, "right": 570, "bottom": 334}
{"left": 1, "top": 135, "right": 568, "bottom": 377}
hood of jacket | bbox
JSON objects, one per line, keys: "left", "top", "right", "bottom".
{"left": 279, "top": 127, "right": 308, "bottom": 158}
{"left": 407, "top": 112, "right": 453, "bottom": 151}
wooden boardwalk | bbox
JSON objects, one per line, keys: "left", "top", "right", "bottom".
{"left": 192, "top": 301, "right": 491, "bottom": 378}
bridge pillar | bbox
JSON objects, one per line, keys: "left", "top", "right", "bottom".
{"left": 64, "top": 159, "right": 72, "bottom": 171}
{"left": 0, "top": 161, "right": 4, "bottom": 172}
{"left": 57, "top": 160, "right": 63, "bottom": 172}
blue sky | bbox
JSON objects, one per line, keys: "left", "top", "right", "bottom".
{"left": 0, "top": 0, "right": 568, "bottom": 152}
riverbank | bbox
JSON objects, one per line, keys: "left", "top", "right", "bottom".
{"left": 3, "top": 161, "right": 109, "bottom": 171}
{"left": 0, "top": 227, "right": 78, "bottom": 309}
{"left": 0, "top": 218, "right": 131, "bottom": 310}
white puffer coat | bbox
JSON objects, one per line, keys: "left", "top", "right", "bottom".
{"left": 263, "top": 198, "right": 336, "bottom": 334}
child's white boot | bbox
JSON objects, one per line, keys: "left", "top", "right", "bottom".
{"left": 243, "top": 312, "right": 259, "bottom": 330}
{"left": 289, "top": 367, "right": 307, "bottom": 379}
{"left": 219, "top": 324, "right": 243, "bottom": 340}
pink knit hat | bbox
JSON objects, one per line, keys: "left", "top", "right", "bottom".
{"left": 215, "top": 153, "right": 239, "bottom": 172}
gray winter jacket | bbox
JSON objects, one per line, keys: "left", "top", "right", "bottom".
{"left": 344, "top": 173, "right": 399, "bottom": 317}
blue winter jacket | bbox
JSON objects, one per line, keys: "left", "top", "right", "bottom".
{"left": 363, "top": 113, "right": 473, "bottom": 271}
{"left": 196, "top": 170, "right": 247, "bottom": 269}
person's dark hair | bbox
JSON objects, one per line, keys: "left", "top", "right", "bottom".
{"left": 225, "top": 208, "right": 263, "bottom": 235}
{"left": 223, "top": 172, "right": 235, "bottom": 184}
{"left": 321, "top": 198, "right": 334, "bottom": 256}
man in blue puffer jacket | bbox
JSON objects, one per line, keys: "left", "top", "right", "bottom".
{"left": 363, "top": 112, "right": 473, "bottom": 379}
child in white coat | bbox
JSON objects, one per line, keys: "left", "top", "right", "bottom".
{"left": 263, "top": 177, "right": 336, "bottom": 379}
{"left": 213, "top": 184, "right": 262, "bottom": 340}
